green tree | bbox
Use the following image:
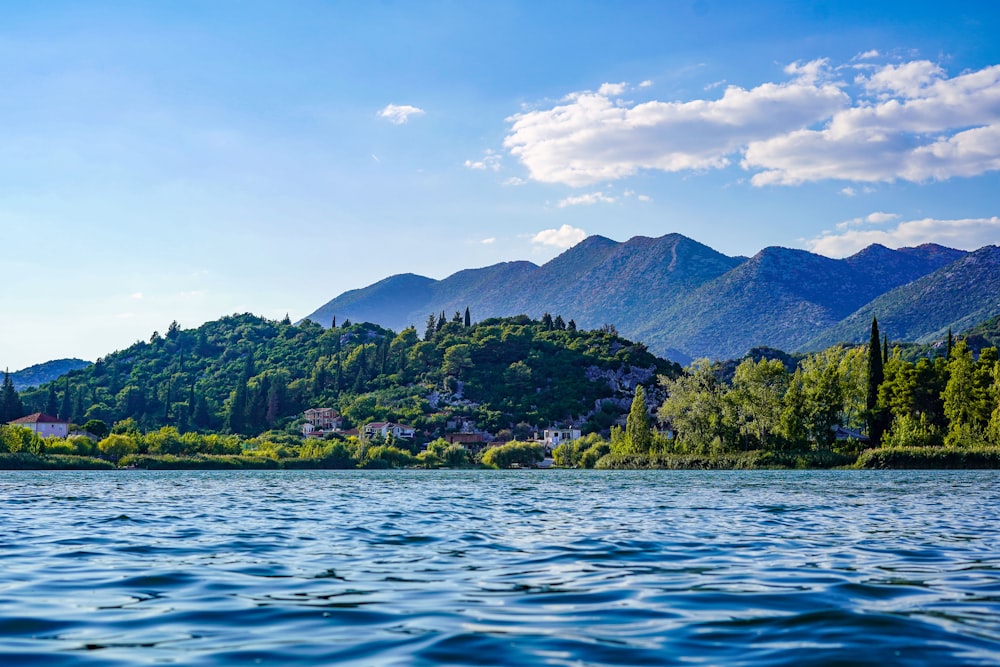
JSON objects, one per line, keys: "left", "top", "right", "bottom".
{"left": 464, "top": 307, "right": 471, "bottom": 328}
{"left": 98, "top": 433, "right": 139, "bottom": 461}
{"left": 726, "top": 358, "right": 788, "bottom": 450}
{"left": 0, "top": 371, "right": 24, "bottom": 423}
{"left": 616, "top": 385, "right": 653, "bottom": 456}
{"left": 943, "top": 340, "right": 986, "bottom": 446}
{"left": 442, "top": 344, "right": 474, "bottom": 379}
{"left": 82, "top": 419, "right": 109, "bottom": 439}
{"left": 480, "top": 441, "right": 544, "bottom": 468}
{"left": 424, "top": 313, "right": 437, "bottom": 341}
{"left": 866, "top": 316, "right": 886, "bottom": 445}
{"left": 658, "top": 360, "right": 727, "bottom": 453}
{"left": 798, "top": 349, "right": 845, "bottom": 450}
{"left": 59, "top": 378, "right": 72, "bottom": 422}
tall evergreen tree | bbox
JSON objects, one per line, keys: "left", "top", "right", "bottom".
{"left": 1, "top": 371, "right": 24, "bottom": 423}
{"left": 226, "top": 354, "right": 253, "bottom": 434}
{"left": 45, "top": 384, "right": 58, "bottom": 416}
{"left": 464, "top": 307, "right": 471, "bottom": 328}
{"left": 424, "top": 313, "right": 437, "bottom": 341}
{"left": 622, "top": 385, "right": 653, "bottom": 455}
{"left": 947, "top": 327, "right": 954, "bottom": 359}
{"left": 867, "top": 316, "right": 886, "bottom": 445}
{"left": 59, "top": 378, "right": 72, "bottom": 422}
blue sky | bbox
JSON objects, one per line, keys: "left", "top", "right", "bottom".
{"left": 4, "top": 1, "right": 1000, "bottom": 371}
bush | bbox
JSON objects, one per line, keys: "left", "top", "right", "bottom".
{"left": 856, "top": 446, "right": 1000, "bottom": 469}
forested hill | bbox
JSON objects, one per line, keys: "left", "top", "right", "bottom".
{"left": 17, "top": 314, "right": 679, "bottom": 438}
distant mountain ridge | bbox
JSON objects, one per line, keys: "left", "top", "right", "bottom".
{"left": 303, "top": 234, "right": 994, "bottom": 361}
{"left": 7, "top": 359, "right": 91, "bottom": 391}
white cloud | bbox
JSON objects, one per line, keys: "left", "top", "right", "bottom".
{"left": 834, "top": 211, "right": 899, "bottom": 231}
{"left": 745, "top": 62, "right": 1000, "bottom": 185}
{"left": 378, "top": 104, "right": 425, "bottom": 125}
{"left": 505, "top": 58, "right": 1000, "bottom": 188}
{"left": 504, "top": 68, "right": 848, "bottom": 186}
{"left": 840, "top": 186, "right": 856, "bottom": 196}
{"left": 854, "top": 50, "right": 881, "bottom": 61}
{"left": 598, "top": 82, "right": 628, "bottom": 96}
{"left": 866, "top": 211, "right": 899, "bottom": 224}
{"left": 807, "top": 216, "right": 1000, "bottom": 257}
{"left": 502, "top": 176, "right": 527, "bottom": 186}
{"left": 480, "top": 237, "right": 496, "bottom": 245}
{"left": 557, "top": 192, "right": 616, "bottom": 208}
{"left": 130, "top": 292, "right": 143, "bottom": 300}
{"left": 464, "top": 149, "right": 501, "bottom": 171}
{"left": 863, "top": 60, "right": 943, "bottom": 98}
{"left": 639, "top": 80, "right": 654, "bottom": 88}
{"left": 532, "top": 224, "right": 588, "bottom": 248}
{"left": 637, "top": 194, "right": 652, "bottom": 202}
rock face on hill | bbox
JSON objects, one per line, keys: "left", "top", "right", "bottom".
{"left": 303, "top": 233, "right": 991, "bottom": 362}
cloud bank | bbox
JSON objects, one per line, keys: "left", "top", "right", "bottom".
{"left": 808, "top": 215, "right": 1000, "bottom": 257}
{"left": 504, "top": 58, "right": 1000, "bottom": 187}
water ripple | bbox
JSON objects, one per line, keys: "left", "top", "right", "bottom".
{"left": 0, "top": 469, "right": 999, "bottom": 665}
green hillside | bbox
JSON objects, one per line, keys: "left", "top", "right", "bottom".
{"left": 17, "top": 313, "right": 679, "bottom": 438}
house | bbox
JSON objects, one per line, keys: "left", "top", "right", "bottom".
{"left": 6, "top": 413, "right": 69, "bottom": 438}
{"left": 302, "top": 408, "right": 342, "bottom": 438}
{"left": 542, "top": 427, "right": 581, "bottom": 449}
{"left": 363, "top": 421, "right": 416, "bottom": 440}
{"left": 445, "top": 432, "right": 488, "bottom": 453}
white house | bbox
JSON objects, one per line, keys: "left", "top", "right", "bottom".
{"left": 363, "top": 421, "right": 416, "bottom": 440}
{"left": 543, "top": 427, "right": 581, "bottom": 449}
{"left": 7, "top": 413, "right": 69, "bottom": 438}
{"left": 302, "top": 408, "right": 342, "bottom": 437}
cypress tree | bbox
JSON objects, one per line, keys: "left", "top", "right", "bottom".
{"left": 424, "top": 313, "right": 437, "bottom": 341}
{"left": 947, "top": 327, "right": 954, "bottom": 359}
{"left": 45, "top": 384, "right": 58, "bottom": 416}
{"left": 622, "top": 384, "right": 653, "bottom": 455}
{"left": 59, "top": 378, "right": 72, "bottom": 422}
{"left": 1, "top": 370, "right": 24, "bottom": 423}
{"left": 464, "top": 307, "right": 471, "bottom": 327}
{"left": 866, "top": 316, "right": 886, "bottom": 446}
{"left": 882, "top": 334, "right": 889, "bottom": 365}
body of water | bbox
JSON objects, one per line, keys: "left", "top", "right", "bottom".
{"left": 1, "top": 469, "right": 999, "bottom": 665}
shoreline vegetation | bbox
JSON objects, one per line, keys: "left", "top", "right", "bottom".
{"left": 3, "top": 314, "right": 1000, "bottom": 471}
{"left": 3, "top": 445, "right": 1000, "bottom": 471}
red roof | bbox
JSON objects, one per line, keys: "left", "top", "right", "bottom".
{"left": 7, "top": 412, "right": 67, "bottom": 425}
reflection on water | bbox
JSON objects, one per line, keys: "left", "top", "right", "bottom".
{"left": 1, "top": 470, "right": 999, "bottom": 665}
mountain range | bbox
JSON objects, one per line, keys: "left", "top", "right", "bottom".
{"left": 6, "top": 359, "right": 91, "bottom": 391}
{"left": 302, "top": 234, "right": 998, "bottom": 362}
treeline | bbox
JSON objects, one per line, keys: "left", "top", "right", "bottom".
{"left": 0, "top": 421, "right": 537, "bottom": 471}
{"left": 10, "top": 313, "right": 675, "bottom": 439}
{"left": 558, "top": 319, "right": 1000, "bottom": 469}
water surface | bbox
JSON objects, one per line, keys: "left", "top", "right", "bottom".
{"left": 1, "top": 470, "right": 998, "bottom": 665}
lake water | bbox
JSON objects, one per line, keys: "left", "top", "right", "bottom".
{"left": 1, "top": 470, "right": 999, "bottom": 666}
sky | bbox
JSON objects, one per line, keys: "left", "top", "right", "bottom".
{"left": 3, "top": 0, "right": 1000, "bottom": 371}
